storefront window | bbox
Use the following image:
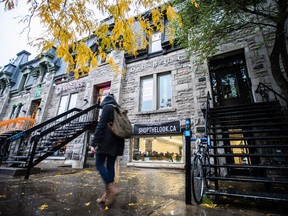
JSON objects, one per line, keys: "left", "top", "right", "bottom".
{"left": 132, "top": 136, "right": 183, "bottom": 163}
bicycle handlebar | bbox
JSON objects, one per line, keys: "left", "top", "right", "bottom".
{"left": 191, "top": 138, "right": 208, "bottom": 142}
{"left": 191, "top": 137, "right": 212, "bottom": 149}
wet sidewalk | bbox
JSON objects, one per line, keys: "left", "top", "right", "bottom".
{"left": 0, "top": 164, "right": 287, "bottom": 216}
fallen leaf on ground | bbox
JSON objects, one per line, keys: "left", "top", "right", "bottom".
{"left": 81, "top": 170, "right": 93, "bottom": 174}
{"left": 38, "top": 204, "right": 49, "bottom": 210}
{"left": 201, "top": 203, "right": 217, "bottom": 208}
{"left": 128, "top": 203, "right": 136, "bottom": 206}
{"left": 85, "top": 202, "right": 91, "bottom": 206}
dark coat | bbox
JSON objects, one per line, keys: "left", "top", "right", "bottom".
{"left": 92, "top": 95, "right": 125, "bottom": 156}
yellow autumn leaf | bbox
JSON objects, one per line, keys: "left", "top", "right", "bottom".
{"left": 85, "top": 202, "right": 91, "bottom": 206}
{"left": 38, "top": 204, "right": 49, "bottom": 210}
{"left": 128, "top": 203, "right": 136, "bottom": 206}
{"left": 191, "top": 0, "right": 200, "bottom": 8}
{"left": 201, "top": 203, "right": 217, "bottom": 208}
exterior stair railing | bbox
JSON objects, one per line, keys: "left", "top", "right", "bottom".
{"left": 204, "top": 91, "right": 212, "bottom": 137}
{"left": 255, "top": 82, "right": 288, "bottom": 108}
{"left": 1, "top": 103, "right": 101, "bottom": 179}
{"left": 0, "top": 108, "right": 83, "bottom": 165}
{"left": 23, "top": 103, "right": 100, "bottom": 179}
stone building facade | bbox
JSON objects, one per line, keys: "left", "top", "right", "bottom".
{"left": 0, "top": 14, "right": 286, "bottom": 169}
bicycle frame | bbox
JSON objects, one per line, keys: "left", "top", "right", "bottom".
{"left": 191, "top": 137, "right": 212, "bottom": 204}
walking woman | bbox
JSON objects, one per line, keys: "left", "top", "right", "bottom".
{"left": 92, "top": 94, "right": 125, "bottom": 206}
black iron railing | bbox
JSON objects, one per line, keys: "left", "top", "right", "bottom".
{"left": 24, "top": 103, "right": 100, "bottom": 179}
{"left": 0, "top": 108, "right": 82, "bottom": 165}
{"left": 255, "top": 82, "right": 288, "bottom": 107}
{"left": 204, "top": 91, "right": 212, "bottom": 137}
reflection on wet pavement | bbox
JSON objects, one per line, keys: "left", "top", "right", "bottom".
{"left": 0, "top": 165, "right": 287, "bottom": 215}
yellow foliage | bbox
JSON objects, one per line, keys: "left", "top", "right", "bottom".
{"left": 1, "top": 0, "right": 195, "bottom": 77}
{"left": 200, "top": 203, "right": 217, "bottom": 208}
{"left": 191, "top": 0, "right": 200, "bottom": 8}
{"left": 85, "top": 202, "right": 91, "bottom": 206}
{"left": 38, "top": 204, "right": 49, "bottom": 210}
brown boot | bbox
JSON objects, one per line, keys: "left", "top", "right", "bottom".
{"left": 105, "top": 183, "right": 118, "bottom": 206}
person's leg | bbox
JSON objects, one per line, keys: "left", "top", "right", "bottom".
{"left": 106, "top": 155, "right": 117, "bottom": 184}
{"left": 105, "top": 155, "right": 118, "bottom": 205}
{"left": 95, "top": 153, "right": 108, "bottom": 203}
{"left": 96, "top": 153, "right": 109, "bottom": 184}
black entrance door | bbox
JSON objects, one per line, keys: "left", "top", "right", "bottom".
{"left": 209, "top": 53, "right": 252, "bottom": 107}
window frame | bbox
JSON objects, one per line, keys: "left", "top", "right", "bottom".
{"left": 56, "top": 92, "right": 79, "bottom": 115}
{"left": 131, "top": 135, "right": 184, "bottom": 163}
{"left": 18, "top": 73, "right": 29, "bottom": 91}
{"left": 139, "top": 72, "right": 172, "bottom": 112}
{"left": 149, "top": 31, "right": 163, "bottom": 54}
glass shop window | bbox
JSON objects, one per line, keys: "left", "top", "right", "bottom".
{"left": 132, "top": 136, "right": 183, "bottom": 163}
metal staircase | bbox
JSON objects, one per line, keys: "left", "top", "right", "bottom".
{"left": 0, "top": 104, "right": 100, "bottom": 179}
{"left": 205, "top": 84, "right": 288, "bottom": 202}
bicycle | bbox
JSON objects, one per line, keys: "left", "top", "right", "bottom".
{"left": 191, "top": 137, "right": 212, "bottom": 204}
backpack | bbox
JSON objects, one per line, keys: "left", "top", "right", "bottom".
{"left": 107, "top": 104, "right": 132, "bottom": 138}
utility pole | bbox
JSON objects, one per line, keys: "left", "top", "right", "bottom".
{"left": 184, "top": 118, "right": 192, "bottom": 205}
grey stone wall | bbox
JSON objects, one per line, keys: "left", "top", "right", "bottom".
{"left": 1, "top": 22, "right": 286, "bottom": 169}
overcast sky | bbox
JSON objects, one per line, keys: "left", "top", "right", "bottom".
{"left": 0, "top": 2, "right": 41, "bottom": 67}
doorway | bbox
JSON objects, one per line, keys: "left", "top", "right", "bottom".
{"left": 209, "top": 51, "right": 253, "bottom": 107}
{"left": 85, "top": 82, "right": 111, "bottom": 167}
{"left": 28, "top": 99, "right": 41, "bottom": 128}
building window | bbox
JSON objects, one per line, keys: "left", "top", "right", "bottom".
{"left": 0, "top": 84, "right": 6, "bottom": 95}
{"left": 158, "top": 73, "right": 172, "bottom": 109}
{"left": 9, "top": 105, "right": 17, "bottom": 119}
{"left": 140, "top": 73, "right": 172, "bottom": 111}
{"left": 140, "top": 76, "right": 153, "bottom": 111}
{"left": 57, "top": 92, "right": 79, "bottom": 115}
{"left": 132, "top": 136, "right": 183, "bottom": 163}
{"left": 15, "top": 103, "right": 23, "bottom": 118}
{"left": 67, "top": 93, "right": 78, "bottom": 110}
{"left": 40, "top": 67, "right": 47, "bottom": 83}
{"left": 19, "top": 74, "right": 28, "bottom": 91}
{"left": 149, "top": 32, "right": 162, "bottom": 53}
{"left": 54, "top": 93, "right": 78, "bottom": 157}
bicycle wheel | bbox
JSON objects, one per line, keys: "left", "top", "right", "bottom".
{"left": 191, "top": 156, "right": 205, "bottom": 204}
{"left": 203, "top": 153, "right": 211, "bottom": 189}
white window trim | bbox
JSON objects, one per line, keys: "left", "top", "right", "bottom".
{"left": 138, "top": 72, "right": 173, "bottom": 112}
{"left": 56, "top": 92, "right": 79, "bottom": 115}
{"left": 149, "top": 32, "right": 163, "bottom": 54}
